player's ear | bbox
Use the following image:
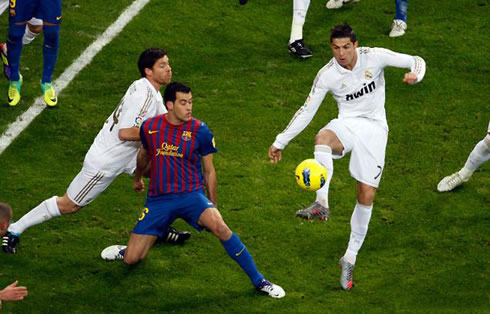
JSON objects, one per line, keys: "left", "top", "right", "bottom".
{"left": 144, "top": 67, "right": 153, "bottom": 78}
{"left": 353, "top": 41, "right": 358, "bottom": 48}
{"left": 165, "top": 101, "right": 174, "bottom": 111}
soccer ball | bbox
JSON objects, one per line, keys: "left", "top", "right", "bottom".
{"left": 295, "top": 159, "right": 327, "bottom": 191}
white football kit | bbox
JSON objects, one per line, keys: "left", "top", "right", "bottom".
{"left": 67, "top": 78, "right": 166, "bottom": 206}
{"left": 273, "top": 47, "right": 426, "bottom": 187}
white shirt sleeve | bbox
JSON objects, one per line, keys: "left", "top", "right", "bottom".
{"left": 373, "top": 47, "right": 426, "bottom": 83}
{"left": 273, "top": 74, "right": 329, "bottom": 150}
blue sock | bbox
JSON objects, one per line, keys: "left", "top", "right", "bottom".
{"left": 221, "top": 233, "right": 264, "bottom": 287}
{"left": 394, "top": 0, "right": 408, "bottom": 22}
{"left": 6, "top": 23, "right": 26, "bottom": 82}
{"left": 41, "top": 24, "right": 60, "bottom": 84}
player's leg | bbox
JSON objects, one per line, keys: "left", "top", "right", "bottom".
{"left": 39, "top": 0, "right": 61, "bottom": 107}
{"left": 296, "top": 120, "right": 349, "bottom": 220}
{"left": 389, "top": 0, "right": 408, "bottom": 37}
{"left": 197, "top": 206, "right": 285, "bottom": 298}
{"left": 288, "top": 0, "right": 312, "bottom": 59}
{"left": 123, "top": 233, "right": 157, "bottom": 265}
{"left": 438, "top": 130, "right": 490, "bottom": 192}
{"left": 23, "top": 18, "right": 43, "bottom": 45}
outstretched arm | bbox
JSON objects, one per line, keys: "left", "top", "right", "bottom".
{"left": 374, "top": 47, "right": 426, "bottom": 84}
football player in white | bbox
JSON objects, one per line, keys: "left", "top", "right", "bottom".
{"left": 2, "top": 48, "right": 190, "bottom": 254}
{"left": 288, "top": 0, "right": 313, "bottom": 58}
{"left": 268, "top": 24, "right": 425, "bottom": 290}
{"left": 0, "top": 0, "right": 43, "bottom": 80}
{"left": 437, "top": 122, "right": 490, "bottom": 192}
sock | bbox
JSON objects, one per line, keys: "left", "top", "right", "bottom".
{"left": 314, "top": 145, "right": 333, "bottom": 208}
{"left": 394, "top": 0, "right": 408, "bottom": 22}
{"left": 344, "top": 202, "right": 373, "bottom": 265}
{"left": 9, "top": 196, "right": 61, "bottom": 235}
{"left": 459, "top": 134, "right": 490, "bottom": 180}
{"left": 6, "top": 23, "right": 26, "bottom": 82}
{"left": 221, "top": 233, "right": 264, "bottom": 287}
{"left": 289, "top": 0, "right": 310, "bottom": 43}
{"left": 41, "top": 24, "right": 60, "bottom": 84}
{"left": 22, "top": 27, "right": 40, "bottom": 45}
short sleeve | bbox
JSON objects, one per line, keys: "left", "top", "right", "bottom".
{"left": 197, "top": 122, "right": 218, "bottom": 156}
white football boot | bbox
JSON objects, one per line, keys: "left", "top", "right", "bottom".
{"left": 256, "top": 279, "right": 286, "bottom": 298}
{"left": 437, "top": 172, "right": 468, "bottom": 192}
{"left": 326, "top": 0, "right": 359, "bottom": 9}
{"left": 101, "top": 245, "right": 126, "bottom": 260}
{"left": 389, "top": 19, "right": 407, "bottom": 37}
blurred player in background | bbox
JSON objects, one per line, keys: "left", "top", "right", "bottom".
{"left": 0, "top": 0, "right": 43, "bottom": 80}
{"left": 5, "top": 0, "right": 61, "bottom": 107}
{"left": 268, "top": 24, "right": 425, "bottom": 290}
{"left": 288, "top": 0, "right": 313, "bottom": 58}
{"left": 389, "top": 0, "right": 408, "bottom": 37}
{"left": 325, "top": 0, "right": 360, "bottom": 10}
{"left": 2, "top": 48, "right": 189, "bottom": 254}
{"left": 437, "top": 122, "right": 490, "bottom": 192}
{"left": 102, "top": 82, "right": 285, "bottom": 299}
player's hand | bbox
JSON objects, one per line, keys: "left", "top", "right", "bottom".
{"left": 403, "top": 72, "right": 418, "bottom": 85}
{"left": 0, "top": 281, "right": 28, "bottom": 302}
{"left": 268, "top": 145, "right": 282, "bottom": 164}
{"left": 133, "top": 178, "right": 144, "bottom": 193}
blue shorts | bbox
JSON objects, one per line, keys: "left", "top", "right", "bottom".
{"left": 132, "top": 190, "right": 215, "bottom": 237}
{"left": 9, "top": 0, "right": 62, "bottom": 24}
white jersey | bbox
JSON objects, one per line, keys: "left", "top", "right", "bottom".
{"left": 83, "top": 78, "right": 166, "bottom": 175}
{"left": 0, "top": 0, "right": 9, "bottom": 15}
{"left": 273, "top": 47, "right": 426, "bottom": 150}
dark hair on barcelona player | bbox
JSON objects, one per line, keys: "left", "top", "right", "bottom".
{"left": 164, "top": 82, "right": 192, "bottom": 105}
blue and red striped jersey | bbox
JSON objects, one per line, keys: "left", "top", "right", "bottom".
{"left": 140, "top": 114, "right": 217, "bottom": 197}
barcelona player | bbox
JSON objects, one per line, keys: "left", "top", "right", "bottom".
{"left": 102, "top": 82, "right": 285, "bottom": 298}
{"left": 6, "top": 0, "right": 61, "bottom": 107}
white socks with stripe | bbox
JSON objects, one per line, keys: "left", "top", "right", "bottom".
{"left": 9, "top": 196, "right": 61, "bottom": 235}
{"left": 459, "top": 134, "right": 490, "bottom": 180}
{"left": 314, "top": 145, "right": 334, "bottom": 208}
{"left": 344, "top": 202, "right": 373, "bottom": 265}
{"left": 290, "top": 0, "right": 310, "bottom": 43}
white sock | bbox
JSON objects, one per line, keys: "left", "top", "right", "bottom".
{"left": 344, "top": 202, "right": 373, "bottom": 265}
{"left": 22, "top": 28, "right": 40, "bottom": 45}
{"left": 9, "top": 196, "right": 61, "bottom": 235}
{"left": 290, "top": 0, "right": 310, "bottom": 43}
{"left": 459, "top": 134, "right": 490, "bottom": 180}
{"left": 314, "top": 145, "right": 333, "bottom": 208}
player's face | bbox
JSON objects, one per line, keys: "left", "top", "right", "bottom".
{"left": 331, "top": 38, "right": 358, "bottom": 70}
{"left": 150, "top": 55, "right": 172, "bottom": 85}
{"left": 171, "top": 92, "right": 193, "bottom": 123}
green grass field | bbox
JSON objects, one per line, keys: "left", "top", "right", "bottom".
{"left": 0, "top": 0, "right": 488, "bottom": 312}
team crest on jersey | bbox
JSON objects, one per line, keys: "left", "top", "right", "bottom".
{"left": 364, "top": 70, "right": 373, "bottom": 79}
{"left": 182, "top": 131, "right": 192, "bottom": 141}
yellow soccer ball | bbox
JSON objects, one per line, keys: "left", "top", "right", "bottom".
{"left": 295, "top": 159, "right": 327, "bottom": 191}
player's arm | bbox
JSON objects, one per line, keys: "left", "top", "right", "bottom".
{"left": 374, "top": 47, "right": 426, "bottom": 84}
{"left": 133, "top": 146, "right": 150, "bottom": 193}
{"left": 269, "top": 75, "right": 328, "bottom": 163}
{"left": 202, "top": 153, "right": 217, "bottom": 206}
{"left": 118, "top": 126, "right": 140, "bottom": 141}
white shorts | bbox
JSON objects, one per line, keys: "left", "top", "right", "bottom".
{"left": 66, "top": 167, "right": 118, "bottom": 207}
{"left": 322, "top": 117, "right": 388, "bottom": 188}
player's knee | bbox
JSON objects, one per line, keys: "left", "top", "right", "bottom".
{"left": 42, "top": 24, "right": 60, "bottom": 47}
{"left": 357, "top": 189, "right": 376, "bottom": 205}
{"left": 8, "top": 24, "right": 26, "bottom": 43}
{"left": 123, "top": 255, "right": 141, "bottom": 265}
{"left": 214, "top": 221, "right": 232, "bottom": 241}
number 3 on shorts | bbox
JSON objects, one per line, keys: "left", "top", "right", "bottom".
{"left": 138, "top": 207, "right": 149, "bottom": 221}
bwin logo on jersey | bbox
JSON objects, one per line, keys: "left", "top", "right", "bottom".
{"left": 346, "top": 81, "right": 376, "bottom": 101}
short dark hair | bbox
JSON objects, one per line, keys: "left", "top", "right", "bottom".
{"left": 0, "top": 202, "right": 12, "bottom": 224}
{"left": 138, "top": 47, "right": 167, "bottom": 78}
{"left": 164, "top": 82, "right": 191, "bottom": 104}
{"left": 330, "top": 23, "right": 356, "bottom": 43}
